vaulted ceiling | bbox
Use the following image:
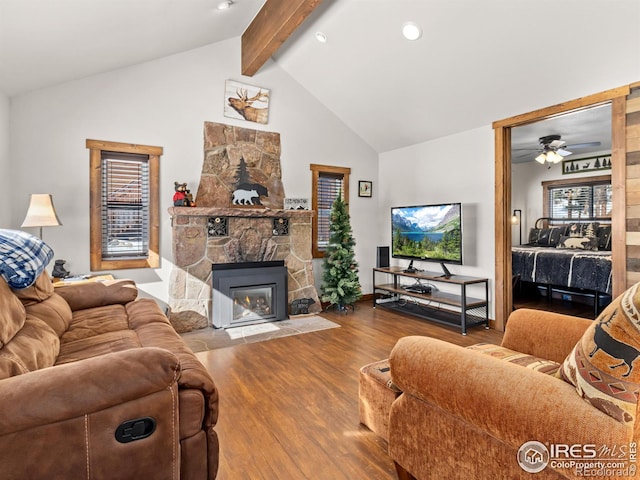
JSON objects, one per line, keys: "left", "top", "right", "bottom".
{"left": 1, "top": 0, "right": 638, "bottom": 154}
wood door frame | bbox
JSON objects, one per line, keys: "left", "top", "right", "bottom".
{"left": 492, "top": 85, "right": 630, "bottom": 331}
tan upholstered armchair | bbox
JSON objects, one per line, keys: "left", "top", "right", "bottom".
{"left": 388, "top": 301, "right": 640, "bottom": 480}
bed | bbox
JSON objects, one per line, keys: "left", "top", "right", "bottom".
{"left": 511, "top": 217, "right": 612, "bottom": 314}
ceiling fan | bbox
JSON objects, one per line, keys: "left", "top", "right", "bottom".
{"left": 514, "top": 134, "right": 601, "bottom": 165}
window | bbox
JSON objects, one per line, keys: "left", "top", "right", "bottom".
{"left": 310, "top": 164, "right": 350, "bottom": 258}
{"left": 86, "top": 139, "right": 161, "bottom": 270}
{"left": 542, "top": 175, "right": 612, "bottom": 221}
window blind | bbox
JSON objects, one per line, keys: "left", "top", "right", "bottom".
{"left": 547, "top": 182, "right": 612, "bottom": 220}
{"left": 317, "top": 172, "right": 344, "bottom": 250}
{"left": 101, "top": 152, "right": 150, "bottom": 259}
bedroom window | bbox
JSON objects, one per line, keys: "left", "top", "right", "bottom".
{"left": 87, "top": 139, "right": 162, "bottom": 271}
{"left": 543, "top": 175, "right": 612, "bottom": 221}
{"left": 310, "top": 164, "right": 350, "bottom": 258}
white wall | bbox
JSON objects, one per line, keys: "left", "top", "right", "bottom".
{"left": 0, "top": 91, "right": 9, "bottom": 227}
{"left": 378, "top": 126, "right": 495, "bottom": 312}
{"left": 9, "top": 37, "right": 378, "bottom": 306}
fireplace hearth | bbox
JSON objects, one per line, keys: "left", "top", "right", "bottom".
{"left": 212, "top": 261, "right": 288, "bottom": 329}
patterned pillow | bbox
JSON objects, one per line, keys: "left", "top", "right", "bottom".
{"left": 558, "top": 283, "right": 640, "bottom": 424}
{"left": 557, "top": 235, "right": 598, "bottom": 250}
{"left": 597, "top": 226, "right": 612, "bottom": 250}
{"left": 0, "top": 230, "right": 54, "bottom": 289}
{"left": 527, "top": 228, "right": 541, "bottom": 245}
{"left": 467, "top": 343, "right": 560, "bottom": 375}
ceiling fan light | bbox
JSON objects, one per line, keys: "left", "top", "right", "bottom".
{"left": 535, "top": 153, "right": 547, "bottom": 164}
{"left": 548, "top": 151, "right": 563, "bottom": 163}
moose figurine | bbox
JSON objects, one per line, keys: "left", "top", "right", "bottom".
{"left": 228, "top": 88, "right": 269, "bottom": 124}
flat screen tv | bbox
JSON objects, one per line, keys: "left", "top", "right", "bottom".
{"left": 391, "top": 203, "right": 462, "bottom": 277}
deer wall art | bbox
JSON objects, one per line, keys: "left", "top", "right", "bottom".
{"left": 224, "top": 80, "right": 270, "bottom": 124}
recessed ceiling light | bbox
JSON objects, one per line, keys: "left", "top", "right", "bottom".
{"left": 402, "top": 22, "right": 422, "bottom": 41}
{"left": 315, "top": 31, "right": 327, "bottom": 43}
{"left": 217, "top": 1, "right": 233, "bottom": 10}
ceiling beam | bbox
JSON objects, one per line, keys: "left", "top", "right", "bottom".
{"left": 241, "top": 0, "right": 324, "bottom": 76}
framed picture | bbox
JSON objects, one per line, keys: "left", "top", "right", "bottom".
{"left": 224, "top": 80, "right": 270, "bottom": 124}
{"left": 359, "top": 180, "right": 373, "bottom": 198}
{"left": 562, "top": 155, "right": 611, "bottom": 175}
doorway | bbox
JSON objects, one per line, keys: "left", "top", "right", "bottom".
{"left": 492, "top": 85, "right": 630, "bottom": 331}
{"left": 510, "top": 105, "right": 612, "bottom": 318}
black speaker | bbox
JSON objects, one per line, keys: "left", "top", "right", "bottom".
{"left": 376, "top": 246, "right": 390, "bottom": 268}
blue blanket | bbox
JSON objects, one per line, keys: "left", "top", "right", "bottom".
{"left": 0, "top": 229, "right": 54, "bottom": 289}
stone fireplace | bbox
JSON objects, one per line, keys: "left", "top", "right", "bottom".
{"left": 167, "top": 122, "right": 321, "bottom": 328}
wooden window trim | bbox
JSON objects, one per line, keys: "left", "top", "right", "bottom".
{"left": 87, "top": 139, "right": 161, "bottom": 271}
{"left": 310, "top": 164, "right": 350, "bottom": 258}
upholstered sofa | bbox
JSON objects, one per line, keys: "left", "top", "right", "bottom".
{"left": 388, "top": 288, "right": 640, "bottom": 480}
{"left": 0, "top": 268, "right": 219, "bottom": 479}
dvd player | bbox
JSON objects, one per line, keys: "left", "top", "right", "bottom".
{"left": 403, "top": 284, "right": 432, "bottom": 294}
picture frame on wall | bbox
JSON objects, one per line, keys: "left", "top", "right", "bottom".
{"left": 562, "top": 155, "right": 611, "bottom": 175}
{"left": 359, "top": 180, "right": 373, "bottom": 198}
{"left": 224, "top": 80, "right": 270, "bottom": 124}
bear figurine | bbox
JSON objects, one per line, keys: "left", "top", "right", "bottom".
{"left": 173, "top": 182, "right": 194, "bottom": 207}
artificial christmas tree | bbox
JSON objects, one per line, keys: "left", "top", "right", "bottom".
{"left": 321, "top": 194, "right": 362, "bottom": 311}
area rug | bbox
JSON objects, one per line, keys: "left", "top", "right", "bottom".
{"left": 180, "top": 315, "right": 340, "bottom": 352}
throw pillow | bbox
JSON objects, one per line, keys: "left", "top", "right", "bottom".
{"left": 548, "top": 227, "right": 563, "bottom": 247}
{"left": 557, "top": 235, "right": 598, "bottom": 250}
{"left": 558, "top": 282, "right": 640, "bottom": 424}
{"left": 567, "top": 223, "right": 583, "bottom": 237}
{"left": 467, "top": 343, "right": 560, "bottom": 375}
{"left": 527, "top": 228, "right": 541, "bottom": 245}
{"left": 536, "top": 228, "right": 566, "bottom": 247}
{"left": 597, "top": 226, "right": 612, "bottom": 251}
{"left": 0, "top": 229, "right": 54, "bottom": 289}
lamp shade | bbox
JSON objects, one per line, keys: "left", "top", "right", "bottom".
{"left": 21, "top": 194, "right": 62, "bottom": 228}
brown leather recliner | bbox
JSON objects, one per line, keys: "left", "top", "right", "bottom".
{"left": 0, "top": 272, "right": 219, "bottom": 479}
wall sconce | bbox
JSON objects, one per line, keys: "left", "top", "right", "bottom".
{"left": 21, "top": 194, "right": 62, "bottom": 239}
{"left": 511, "top": 209, "right": 522, "bottom": 245}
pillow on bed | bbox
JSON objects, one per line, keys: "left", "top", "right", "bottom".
{"left": 539, "top": 227, "right": 563, "bottom": 246}
{"left": 566, "top": 223, "right": 583, "bottom": 237}
{"left": 597, "top": 226, "right": 612, "bottom": 250}
{"left": 535, "top": 228, "right": 552, "bottom": 245}
{"left": 567, "top": 222, "right": 599, "bottom": 237}
{"left": 557, "top": 235, "right": 598, "bottom": 250}
{"left": 527, "top": 228, "right": 541, "bottom": 245}
{"left": 529, "top": 227, "right": 563, "bottom": 247}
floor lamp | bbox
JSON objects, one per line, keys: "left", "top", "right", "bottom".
{"left": 21, "top": 194, "right": 62, "bottom": 239}
{"left": 511, "top": 209, "right": 522, "bottom": 246}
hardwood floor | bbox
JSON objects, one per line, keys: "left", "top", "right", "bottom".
{"left": 196, "top": 301, "right": 503, "bottom": 479}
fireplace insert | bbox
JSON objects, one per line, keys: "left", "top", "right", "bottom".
{"left": 211, "top": 261, "right": 288, "bottom": 329}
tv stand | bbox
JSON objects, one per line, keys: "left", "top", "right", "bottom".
{"left": 373, "top": 266, "right": 489, "bottom": 335}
